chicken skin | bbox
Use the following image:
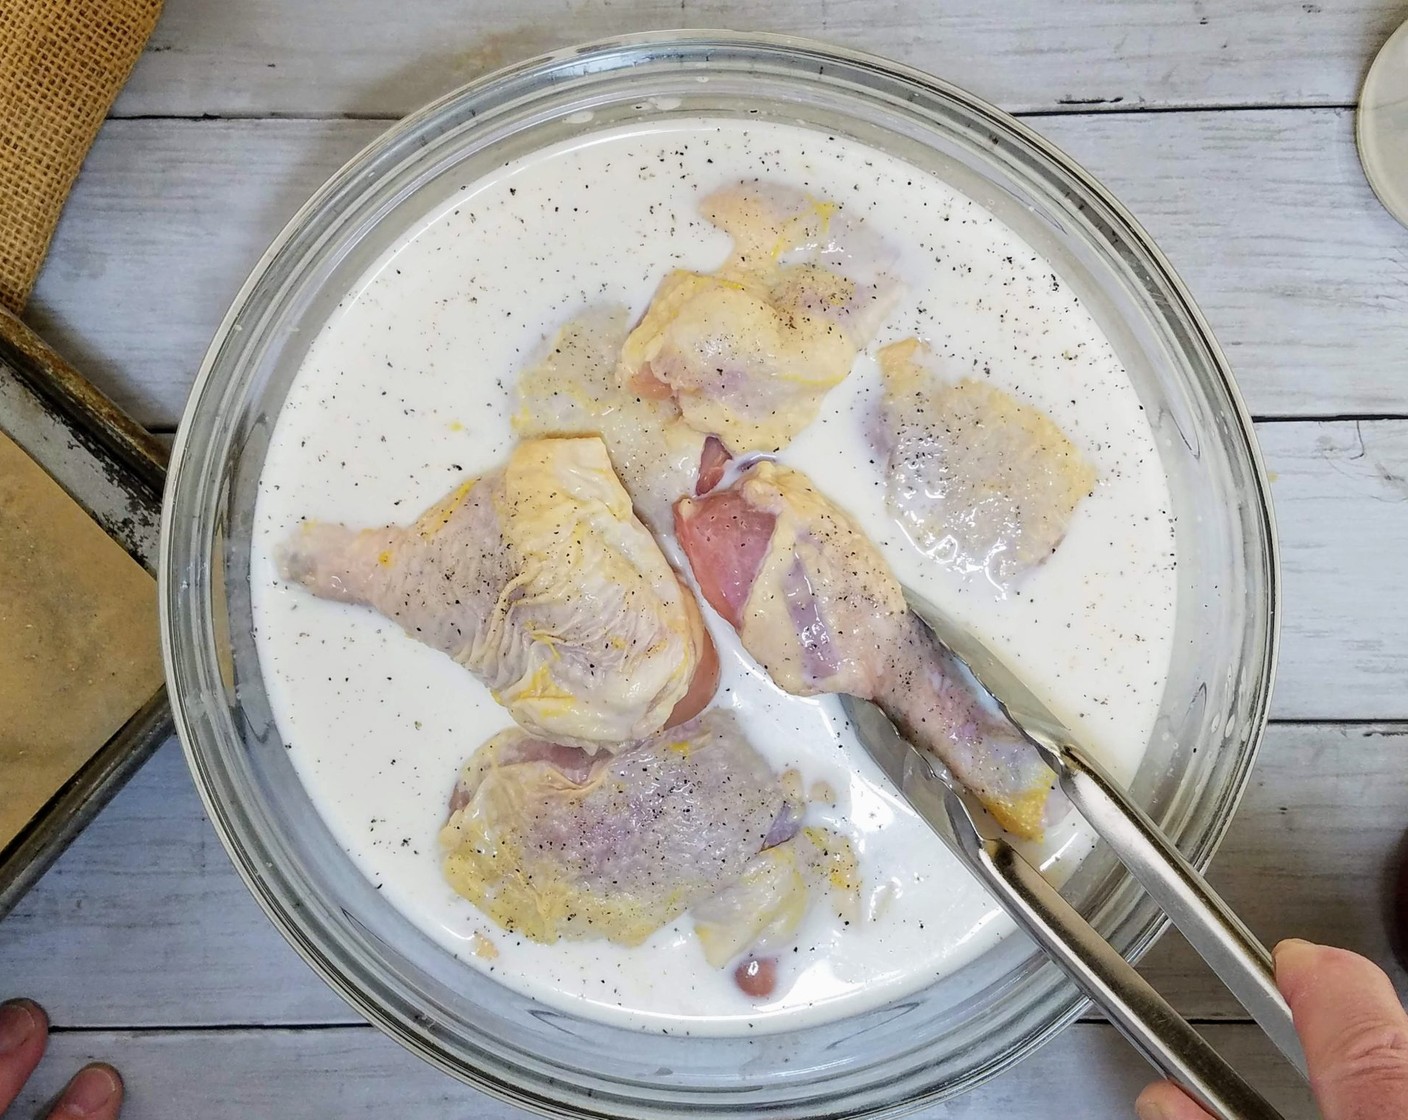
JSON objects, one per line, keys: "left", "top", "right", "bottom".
{"left": 619, "top": 182, "right": 901, "bottom": 455}
{"left": 513, "top": 308, "right": 723, "bottom": 535}
{"left": 676, "top": 462, "right": 1056, "bottom": 837}
{"left": 278, "top": 436, "right": 717, "bottom": 750}
{"left": 440, "top": 710, "right": 790, "bottom": 946}
{"left": 877, "top": 339, "right": 1096, "bottom": 586}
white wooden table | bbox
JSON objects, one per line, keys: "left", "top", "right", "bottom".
{"left": 4, "top": 2, "right": 1407, "bottom": 1116}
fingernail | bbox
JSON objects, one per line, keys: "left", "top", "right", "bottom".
{"left": 1272, "top": 937, "right": 1315, "bottom": 964}
{"left": 1134, "top": 1098, "right": 1170, "bottom": 1120}
{"left": 56, "top": 1064, "right": 121, "bottom": 1116}
{"left": 0, "top": 999, "right": 39, "bottom": 1055}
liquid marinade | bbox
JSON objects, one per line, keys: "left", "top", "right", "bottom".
{"left": 250, "top": 118, "right": 1177, "bottom": 1034}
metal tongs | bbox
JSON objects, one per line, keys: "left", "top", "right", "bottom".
{"left": 844, "top": 587, "right": 1307, "bottom": 1120}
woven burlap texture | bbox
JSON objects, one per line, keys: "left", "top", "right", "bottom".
{"left": 0, "top": 1, "right": 163, "bottom": 313}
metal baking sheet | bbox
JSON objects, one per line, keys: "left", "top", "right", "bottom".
{"left": 0, "top": 308, "right": 171, "bottom": 920}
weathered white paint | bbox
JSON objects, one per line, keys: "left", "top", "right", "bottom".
{"left": 113, "top": 0, "right": 1406, "bottom": 118}
{"left": 1262, "top": 421, "right": 1408, "bottom": 721}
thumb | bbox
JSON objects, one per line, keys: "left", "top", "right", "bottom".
{"left": 1274, "top": 938, "right": 1408, "bottom": 1120}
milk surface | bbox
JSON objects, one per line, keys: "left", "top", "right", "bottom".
{"left": 250, "top": 119, "right": 1177, "bottom": 1035}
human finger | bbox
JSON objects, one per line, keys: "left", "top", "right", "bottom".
{"left": 1275, "top": 938, "right": 1408, "bottom": 1120}
{"left": 1134, "top": 1078, "right": 1217, "bottom": 1119}
{"left": 0, "top": 998, "right": 49, "bottom": 1111}
{"left": 44, "top": 1062, "right": 123, "bottom": 1119}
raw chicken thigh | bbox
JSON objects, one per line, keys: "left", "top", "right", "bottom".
{"left": 278, "top": 436, "right": 717, "bottom": 751}
{"left": 877, "top": 339, "right": 1097, "bottom": 586}
{"left": 619, "top": 182, "right": 901, "bottom": 455}
{"left": 513, "top": 308, "right": 723, "bottom": 534}
{"left": 692, "top": 824, "right": 859, "bottom": 969}
{"left": 440, "top": 709, "right": 792, "bottom": 946}
{"left": 676, "top": 461, "right": 1056, "bottom": 837}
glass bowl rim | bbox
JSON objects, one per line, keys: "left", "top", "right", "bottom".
{"left": 159, "top": 26, "right": 1281, "bottom": 1117}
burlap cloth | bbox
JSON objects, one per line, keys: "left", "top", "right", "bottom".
{"left": 0, "top": 0, "right": 163, "bottom": 313}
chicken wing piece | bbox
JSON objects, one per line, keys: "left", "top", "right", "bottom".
{"left": 278, "top": 436, "right": 718, "bottom": 750}
{"left": 439, "top": 709, "right": 794, "bottom": 946}
{"left": 877, "top": 339, "right": 1097, "bottom": 586}
{"left": 513, "top": 309, "right": 727, "bottom": 534}
{"left": 676, "top": 462, "right": 1055, "bottom": 837}
{"left": 619, "top": 182, "right": 902, "bottom": 455}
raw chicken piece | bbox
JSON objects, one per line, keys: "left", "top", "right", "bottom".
{"left": 692, "top": 845, "right": 809, "bottom": 969}
{"left": 439, "top": 710, "right": 791, "bottom": 946}
{"left": 676, "top": 462, "right": 1056, "bottom": 838}
{"left": 877, "top": 339, "right": 1097, "bottom": 586}
{"left": 278, "top": 436, "right": 717, "bottom": 751}
{"left": 692, "top": 826, "right": 860, "bottom": 969}
{"left": 619, "top": 182, "right": 902, "bottom": 455}
{"left": 513, "top": 309, "right": 727, "bottom": 534}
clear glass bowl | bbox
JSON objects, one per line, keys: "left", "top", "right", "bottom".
{"left": 160, "top": 30, "right": 1278, "bottom": 1119}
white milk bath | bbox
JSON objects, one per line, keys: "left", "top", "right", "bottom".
{"left": 249, "top": 118, "right": 1177, "bottom": 1035}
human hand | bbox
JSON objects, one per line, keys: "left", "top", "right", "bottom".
{"left": 1136, "top": 939, "right": 1408, "bottom": 1119}
{"left": 0, "top": 999, "right": 122, "bottom": 1118}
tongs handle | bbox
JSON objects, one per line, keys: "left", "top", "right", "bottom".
{"left": 911, "top": 759, "right": 1287, "bottom": 1120}
{"left": 1055, "top": 742, "right": 1308, "bottom": 1080}
{"left": 897, "top": 587, "right": 1307, "bottom": 1084}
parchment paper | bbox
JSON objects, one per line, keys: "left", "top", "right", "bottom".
{"left": 0, "top": 430, "right": 163, "bottom": 851}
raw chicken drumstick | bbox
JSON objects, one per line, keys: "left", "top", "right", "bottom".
{"left": 278, "top": 436, "right": 718, "bottom": 751}
{"left": 676, "top": 461, "right": 1056, "bottom": 837}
